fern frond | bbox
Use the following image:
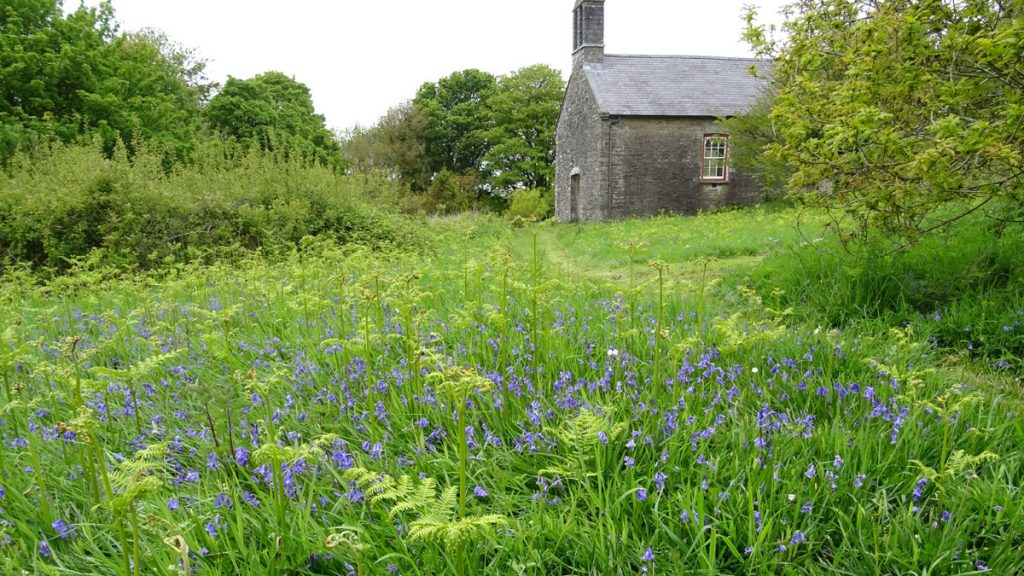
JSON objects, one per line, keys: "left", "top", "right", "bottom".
{"left": 372, "top": 474, "right": 411, "bottom": 505}
{"left": 387, "top": 476, "right": 437, "bottom": 519}
{"left": 409, "top": 513, "right": 507, "bottom": 546}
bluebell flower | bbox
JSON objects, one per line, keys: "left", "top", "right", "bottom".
{"left": 52, "top": 518, "right": 76, "bottom": 540}
{"left": 801, "top": 501, "right": 813, "bottom": 514}
{"left": 215, "top": 493, "right": 232, "bottom": 509}
{"left": 167, "top": 497, "right": 180, "bottom": 511}
{"left": 39, "top": 540, "right": 52, "bottom": 557}
{"left": 912, "top": 478, "right": 929, "bottom": 502}
{"left": 975, "top": 560, "right": 989, "bottom": 571}
{"left": 597, "top": 431, "right": 608, "bottom": 446}
{"left": 653, "top": 471, "right": 667, "bottom": 493}
{"left": 636, "top": 488, "right": 648, "bottom": 502}
{"left": 205, "top": 515, "right": 221, "bottom": 538}
{"left": 242, "top": 491, "right": 261, "bottom": 507}
{"left": 805, "top": 463, "right": 816, "bottom": 479}
{"left": 642, "top": 547, "right": 655, "bottom": 562}
{"left": 790, "top": 531, "right": 807, "bottom": 545}
{"left": 473, "top": 486, "right": 488, "bottom": 498}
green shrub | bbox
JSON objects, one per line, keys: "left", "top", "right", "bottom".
{"left": 0, "top": 140, "right": 428, "bottom": 274}
{"left": 504, "top": 188, "right": 552, "bottom": 220}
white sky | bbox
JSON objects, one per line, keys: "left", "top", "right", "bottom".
{"left": 69, "top": 0, "right": 789, "bottom": 131}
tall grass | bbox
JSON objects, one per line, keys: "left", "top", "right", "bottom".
{"left": 0, "top": 214, "right": 1020, "bottom": 574}
{"left": 751, "top": 207, "right": 1024, "bottom": 372}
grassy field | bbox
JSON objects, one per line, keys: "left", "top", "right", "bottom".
{"left": 0, "top": 207, "right": 1021, "bottom": 575}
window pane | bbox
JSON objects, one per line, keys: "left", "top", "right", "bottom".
{"left": 702, "top": 136, "right": 728, "bottom": 180}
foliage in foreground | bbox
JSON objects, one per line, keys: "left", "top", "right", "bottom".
{"left": 0, "top": 219, "right": 1020, "bottom": 574}
{"left": 744, "top": 0, "right": 1024, "bottom": 245}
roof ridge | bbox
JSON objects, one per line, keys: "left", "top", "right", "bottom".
{"left": 603, "top": 53, "right": 766, "bottom": 62}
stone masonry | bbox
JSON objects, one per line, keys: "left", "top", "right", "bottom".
{"left": 555, "top": 0, "right": 769, "bottom": 222}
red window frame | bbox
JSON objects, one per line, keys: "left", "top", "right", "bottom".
{"left": 701, "top": 134, "right": 729, "bottom": 183}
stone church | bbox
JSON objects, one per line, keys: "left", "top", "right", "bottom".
{"left": 555, "top": 0, "right": 770, "bottom": 222}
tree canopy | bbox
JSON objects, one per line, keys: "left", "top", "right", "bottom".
{"left": 348, "top": 65, "right": 564, "bottom": 205}
{"left": 481, "top": 64, "right": 564, "bottom": 195}
{"left": 1, "top": 0, "right": 340, "bottom": 168}
{"left": 0, "top": 0, "right": 211, "bottom": 160}
{"left": 207, "top": 71, "right": 340, "bottom": 166}
{"left": 414, "top": 68, "right": 498, "bottom": 177}
{"left": 745, "top": 0, "right": 1024, "bottom": 245}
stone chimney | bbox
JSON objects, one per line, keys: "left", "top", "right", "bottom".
{"left": 572, "top": 0, "right": 604, "bottom": 72}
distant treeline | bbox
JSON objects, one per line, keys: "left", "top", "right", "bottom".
{"left": 1, "top": 1, "right": 564, "bottom": 219}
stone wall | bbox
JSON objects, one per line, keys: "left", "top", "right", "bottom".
{"left": 556, "top": 87, "right": 763, "bottom": 222}
{"left": 606, "top": 116, "right": 762, "bottom": 220}
{"left": 555, "top": 70, "right": 607, "bottom": 222}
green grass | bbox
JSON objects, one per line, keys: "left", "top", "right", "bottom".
{"left": 0, "top": 206, "right": 1021, "bottom": 575}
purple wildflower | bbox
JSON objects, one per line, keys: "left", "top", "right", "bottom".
{"left": 642, "top": 547, "right": 655, "bottom": 562}
{"left": 653, "top": 471, "right": 667, "bottom": 493}
{"left": 636, "top": 488, "right": 648, "bottom": 502}
{"left": 473, "top": 485, "right": 488, "bottom": 498}
{"left": 52, "top": 518, "right": 76, "bottom": 540}
{"left": 790, "top": 531, "right": 807, "bottom": 545}
{"left": 242, "top": 491, "right": 261, "bottom": 507}
{"left": 205, "top": 515, "right": 221, "bottom": 538}
{"left": 912, "top": 478, "right": 929, "bottom": 502}
{"left": 215, "top": 493, "right": 233, "bottom": 509}
{"left": 39, "top": 540, "right": 52, "bottom": 558}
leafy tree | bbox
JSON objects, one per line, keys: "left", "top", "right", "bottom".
{"left": 745, "top": 0, "right": 1024, "bottom": 245}
{"left": 206, "top": 71, "right": 341, "bottom": 167}
{"left": 0, "top": 0, "right": 210, "bottom": 161}
{"left": 481, "top": 64, "right": 563, "bottom": 195}
{"left": 340, "top": 101, "right": 432, "bottom": 191}
{"left": 414, "top": 69, "right": 496, "bottom": 176}
{"left": 82, "top": 30, "right": 210, "bottom": 158}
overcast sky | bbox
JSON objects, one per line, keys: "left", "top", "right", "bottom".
{"left": 71, "top": 0, "right": 789, "bottom": 131}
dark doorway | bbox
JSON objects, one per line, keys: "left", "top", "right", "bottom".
{"left": 570, "top": 173, "right": 580, "bottom": 222}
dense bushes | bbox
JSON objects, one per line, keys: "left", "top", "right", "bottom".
{"left": 505, "top": 188, "right": 553, "bottom": 220}
{"left": 0, "top": 141, "right": 427, "bottom": 273}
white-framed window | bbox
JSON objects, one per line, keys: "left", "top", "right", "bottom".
{"left": 701, "top": 134, "right": 729, "bottom": 182}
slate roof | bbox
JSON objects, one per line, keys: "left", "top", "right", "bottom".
{"left": 583, "top": 54, "right": 771, "bottom": 117}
